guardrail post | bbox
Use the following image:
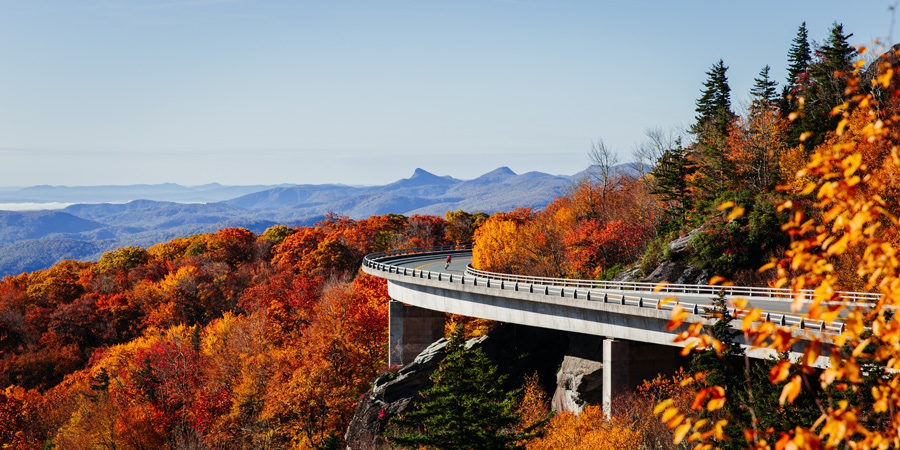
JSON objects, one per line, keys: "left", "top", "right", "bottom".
{"left": 529, "top": 285, "right": 533, "bottom": 293}
{"left": 765, "top": 312, "right": 770, "bottom": 322}
{"left": 692, "top": 304, "right": 699, "bottom": 315}
{"left": 487, "top": 279, "right": 490, "bottom": 288}
{"left": 474, "top": 278, "right": 478, "bottom": 286}
{"left": 560, "top": 288, "right": 565, "bottom": 297}
{"left": 780, "top": 315, "right": 786, "bottom": 326}
{"left": 620, "top": 296, "right": 625, "bottom": 305}
{"left": 427, "top": 272, "right": 431, "bottom": 280}
{"left": 799, "top": 318, "right": 805, "bottom": 329}
{"left": 586, "top": 291, "right": 591, "bottom": 300}
{"left": 514, "top": 282, "right": 518, "bottom": 291}
{"left": 500, "top": 281, "right": 504, "bottom": 289}
{"left": 544, "top": 286, "right": 549, "bottom": 295}
{"left": 602, "top": 292, "right": 607, "bottom": 303}
{"left": 573, "top": 290, "right": 577, "bottom": 299}
{"left": 820, "top": 321, "right": 826, "bottom": 332}
{"left": 638, "top": 297, "right": 643, "bottom": 307}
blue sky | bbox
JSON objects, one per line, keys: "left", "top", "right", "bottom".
{"left": 0, "top": 0, "right": 895, "bottom": 186}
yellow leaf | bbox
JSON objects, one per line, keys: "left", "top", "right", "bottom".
{"left": 726, "top": 207, "right": 745, "bottom": 221}
{"left": 657, "top": 295, "right": 675, "bottom": 308}
{"left": 741, "top": 308, "right": 761, "bottom": 331}
{"left": 717, "top": 201, "right": 735, "bottom": 211}
{"left": 673, "top": 422, "right": 692, "bottom": 444}
{"left": 661, "top": 406, "right": 679, "bottom": 423}
{"left": 707, "top": 397, "right": 725, "bottom": 411}
{"left": 667, "top": 305, "right": 690, "bottom": 330}
{"left": 799, "top": 131, "right": 812, "bottom": 142}
{"left": 654, "top": 399, "right": 674, "bottom": 415}
{"left": 779, "top": 375, "right": 802, "bottom": 405}
{"left": 709, "top": 276, "right": 726, "bottom": 285}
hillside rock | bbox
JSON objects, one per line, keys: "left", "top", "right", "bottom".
{"left": 344, "top": 338, "right": 451, "bottom": 448}
{"left": 345, "top": 324, "right": 567, "bottom": 449}
{"left": 551, "top": 334, "right": 604, "bottom": 413}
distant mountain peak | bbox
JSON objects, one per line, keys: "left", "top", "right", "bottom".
{"left": 486, "top": 166, "right": 516, "bottom": 176}
{"left": 470, "top": 166, "right": 518, "bottom": 184}
{"left": 411, "top": 168, "right": 433, "bottom": 177}
{"left": 386, "top": 168, "right": 458, "bottom": 188}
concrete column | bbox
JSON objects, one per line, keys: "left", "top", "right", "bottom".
{"left": 389, "top": 300, "right": 445, "bottom": 367}
{"left": 602, "top": 338, "right": 630, "bottom": 418}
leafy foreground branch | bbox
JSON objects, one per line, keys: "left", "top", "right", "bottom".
{"left": 657, "top": 43, "right": 900, "bottom": 449}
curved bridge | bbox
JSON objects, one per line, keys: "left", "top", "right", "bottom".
{"left": 362, "top": 246, "right": 867, "bottom": 413}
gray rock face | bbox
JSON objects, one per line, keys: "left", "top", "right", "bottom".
{"left": 344, "top": 338, "right": 451, "bottom": 449}
{"left": 345, "top": 324, "right": 567, "bottom": 449}
{"left": 551, "top": 334, "right": 604, "bottom": 413}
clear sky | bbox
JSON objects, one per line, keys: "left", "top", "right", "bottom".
{"left": 0, "top": 0, "right": 895, "bottom": 186}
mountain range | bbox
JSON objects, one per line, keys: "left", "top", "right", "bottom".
{"left": 0, "top": 165, "right": 627, "bottom": 276}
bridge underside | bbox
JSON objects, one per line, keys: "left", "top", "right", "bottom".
{"left": 387, "top": 294, "right": 686, "bottom": 416}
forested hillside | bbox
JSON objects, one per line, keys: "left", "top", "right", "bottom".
{"left": 0, "top": 167, "right": 578, "bottom": 277}
{"left": 0, "top": 212, "right": 482, "bottom": 447}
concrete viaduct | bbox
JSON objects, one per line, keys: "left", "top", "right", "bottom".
{"left": 362, "top": 245, "right": 873, "bottom": 414}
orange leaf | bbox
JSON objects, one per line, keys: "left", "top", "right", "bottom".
{"left": 779, "top": 375, "right": 802, "bottom": 405}
{"left": 667, "top": 305, "right": 690, "bottom": 330}
{"left": 769, "top": 360, "right": 791, "bottom": 384}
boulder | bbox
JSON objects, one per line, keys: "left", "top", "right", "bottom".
{"left": 551, "top": 334, "right": 604, "bottom": 413}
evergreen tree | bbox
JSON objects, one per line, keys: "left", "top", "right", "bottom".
{"left": 693, "top": 59, "right": 734, "bottom": 137}
{"left": 388, "top": 326, "right": 533, "bottom": 449}
{"left": 800, "top": 23, "right": 856, "bottom": 149}
{"left": 690, "top": 293, "right": 747, "bottom": 450}
{"left": 650, "top": 138, "right": 697, "bottom": 231}
{"left": 691, "top": 60, "right": 735, "bottom": 195}
{"left": 781, "top": 22, "right": 812, "bottom": 146}
{"left": 750, "top": 65, "right": 779, "bottom": 108}
{"left": 785, "top": 22, "right": 811, "bottom": 91}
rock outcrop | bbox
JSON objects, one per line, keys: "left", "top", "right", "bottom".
{"left": 551, "top": 334, "right": 604, "bottom": 413}
{"left": 345, "top": 324, "right": 567, "bottom": 449}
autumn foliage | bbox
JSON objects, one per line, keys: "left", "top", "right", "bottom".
{"left": 0, "top": 213, "right": 455, "bottom": 448}
{"left": 472, "top": 175, "right": 660, "bottom": 279}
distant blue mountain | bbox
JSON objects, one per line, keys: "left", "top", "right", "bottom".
{"left": 0, "top": 166, "right": 610, "bottom": 276}
{"left": 0, "top": 183, "right": 284, "bottom": 203}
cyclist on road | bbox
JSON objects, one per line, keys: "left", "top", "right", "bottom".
{"left": 445, "top": 255, "right": 452, "bottom": 270}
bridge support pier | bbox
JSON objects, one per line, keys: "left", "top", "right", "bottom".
{"left": 389, "top": 300, "right": 445, "bottom": 366}
{"left": 602, "top": 338, "right": 630, "bottom": 418}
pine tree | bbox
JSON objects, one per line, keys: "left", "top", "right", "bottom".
{"left": 750, "top": 65, "right": 779, "bottom": 108}
{"left": 800, "top": 23, "right": 856, "bottom": 149}
{"left": 690, "top": 293, "right": 747, "bottom": 450}
{"left": 388, "top": 326, "right": 533, "bottom": 449}
{"left": 693, "top": 59, "right": 734, "bottom": 137}
{"left": 691, "top": 60, "right": 735, "bottom": 195}
{"left": 785, "top": 22, "right": 811, "bottom": 91}
{"left": 781, "top": 23, "right": 812, "bottom": 146}
{"left": 650, "top": 138, "right": 697, "bottom": 230}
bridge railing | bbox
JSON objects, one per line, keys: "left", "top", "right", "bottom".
{"left": 362, "top": 245, "right": 849, "bottom": 335}
{"left": 463, "top": 266, "right": 880, "bottom": 304}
